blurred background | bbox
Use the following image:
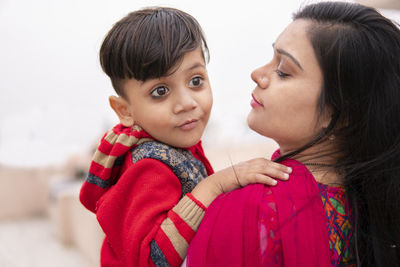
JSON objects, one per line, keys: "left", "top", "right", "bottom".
{"left": 0, "top": 0, "right": 399, "bottom": 266}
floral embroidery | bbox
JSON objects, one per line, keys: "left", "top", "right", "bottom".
{"left": 258, "top": 183, "right": 355, "bottom": 266}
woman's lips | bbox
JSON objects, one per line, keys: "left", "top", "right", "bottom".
{"left": 251, "top": 94, "right": 263, "bottom": 108}
{"left": 179, "top": 119, "right": 198, "bottom": 130}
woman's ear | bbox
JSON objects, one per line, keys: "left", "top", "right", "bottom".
{"left": 109, "top": 95, "right": 135, "bottom": 127}
{"left": 320, "top": 107, "right": 334, "bottom": 129}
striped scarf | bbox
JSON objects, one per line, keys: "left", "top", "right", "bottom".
{"left": 80, "top": 124, "right": 153, "bottom": 212}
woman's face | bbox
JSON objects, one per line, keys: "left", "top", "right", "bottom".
{"left": 247, "top": 19, "right": 329, "bottom": 154}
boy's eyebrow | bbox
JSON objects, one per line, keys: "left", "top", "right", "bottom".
{"left": 187, "top": 62, "right": 206, "bottom": 71}
{"left": 272, "top": 43, "right": 303, "bottom": 71}
{"left": 140, "top": 62, "right": 206, "bottom": 85}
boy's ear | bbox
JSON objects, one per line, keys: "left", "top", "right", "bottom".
{"left": 109, "top": 96, "right": 135, "bottom": 127}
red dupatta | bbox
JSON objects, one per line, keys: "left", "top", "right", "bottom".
{"left": 186, "top": 150, "right": 331, "bottom": 267}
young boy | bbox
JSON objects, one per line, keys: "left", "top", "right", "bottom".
{"left": 79, "top": 7, "right": 291, "bottom": 267}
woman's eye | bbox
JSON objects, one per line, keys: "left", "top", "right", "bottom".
{"left": 150, "top": 86, "right": 169, "bottom": 98}
{"left": 189, "top": 76, "right": 203, "bottom": 87}
{"left": 275, "top": 69, "right": 290, "bottom": 78}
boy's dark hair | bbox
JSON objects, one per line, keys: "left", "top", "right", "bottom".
{"left": 99, "top": 7, "right": 209, "bottom": 97}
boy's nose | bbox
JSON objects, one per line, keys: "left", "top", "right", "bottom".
{"left": 173, "top": 90, "right": 197, "bottom": 114}
{"left": 251, "top": 65, "right": 269, "bottom": 89}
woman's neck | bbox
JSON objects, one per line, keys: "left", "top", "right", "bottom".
{"left": 280, "top": 141, "right": 343, "bottom": 186}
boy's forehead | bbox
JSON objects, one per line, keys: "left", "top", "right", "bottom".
{"left": 149, "top": 47, "right": 206, "bottom": 80}
{"left": 121, "top": 47, "right": 206, "bottom": 91}
{"left": 180, "top": 48, "right": 206, "bottom": 69}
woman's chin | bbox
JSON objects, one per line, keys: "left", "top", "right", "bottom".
{"left": 247, "top": 116, "right": 262, "bottom": 134}
{"left": 246, "top": 114, "right": 255, "bottom": 129}
{"left": 247, "top": 124, "right": 264, "bottom": 138}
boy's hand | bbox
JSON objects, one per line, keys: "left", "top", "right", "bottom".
{"left": 191, "top": 158, "right": 291, "bottom": 208}
{"left": 212, "top": 158, "right": 292, "bottom": 194}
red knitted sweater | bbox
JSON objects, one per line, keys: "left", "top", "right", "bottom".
{"left": 79, "top": 124, "right": 214, "bottom": 266}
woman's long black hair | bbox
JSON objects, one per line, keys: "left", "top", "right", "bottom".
{"left": 277, "top": 2, "right": 400, "bottom": 266}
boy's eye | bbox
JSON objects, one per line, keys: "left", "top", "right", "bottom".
{"left": 151, "top": 86, "right": 169, "bottom": 98}
{"left": 189, "top": 76, "right": 203, "bottom": 87}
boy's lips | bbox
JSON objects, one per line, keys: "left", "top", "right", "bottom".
{"left": 251, "top": 94, "right": 263, "bottom": 108}
{"left": 178, "top": 119, "right": 199, "bottom": 130}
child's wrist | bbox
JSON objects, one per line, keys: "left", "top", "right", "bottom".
{"left": 191, "top": 177, "right": 222, "bottom": 208}
{"left": 214, "top": 167, "right": 237, "bottom": 192}
{"left": 186, "top": 193, "right": 207, "bottom": 211}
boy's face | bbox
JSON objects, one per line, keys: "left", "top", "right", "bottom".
{"left": 115, "top": 47, "right": 213, "bottom": 148}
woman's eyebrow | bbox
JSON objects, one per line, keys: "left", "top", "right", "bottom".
{"left": 272, "top": 43, "right": 304, "bottom": 71}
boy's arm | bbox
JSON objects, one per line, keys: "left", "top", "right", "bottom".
{"left": 96, "top": 158, "right": 205, "bottom": 267}
{"left": 192, "top": 158, "right": 292, "bottom": 207}
{"left": 150, "top": 193, "right": 206, "bottom": 266}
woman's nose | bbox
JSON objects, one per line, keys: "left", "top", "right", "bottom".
{"left": 251, "top": 65, "right": 269, "bottom": 89}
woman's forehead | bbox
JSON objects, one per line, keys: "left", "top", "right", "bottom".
{"left": 274, "top": 20, "right": 316, "bottom": 68}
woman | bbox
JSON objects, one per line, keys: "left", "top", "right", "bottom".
{"left": 186, "top": 2, "right": 400, "bottom": 266}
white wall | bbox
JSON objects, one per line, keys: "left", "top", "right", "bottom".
{"left": 2, "top": 0, "right": 398, "bottom": 167}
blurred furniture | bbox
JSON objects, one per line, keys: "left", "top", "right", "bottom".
{"left": 49, "top": 180, "right": 104, "bottom": 266}
{"left": 0, "top": 166, "right": 53, "bottom": 220}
